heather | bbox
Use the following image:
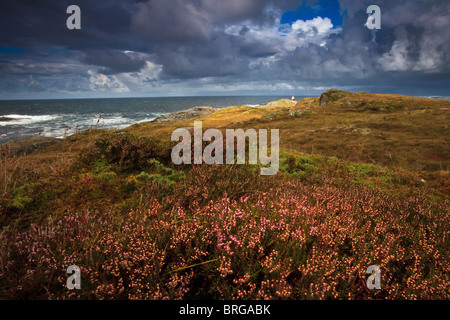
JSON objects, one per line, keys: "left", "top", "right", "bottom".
{"left": 1, "top": 163, "right": 448, "bottom": 299}
{"left": 0, "top": 91, "right": 449, "bottom": 300}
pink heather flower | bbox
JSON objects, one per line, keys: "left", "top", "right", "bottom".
{"left": 310, "top": 227, "right": 318, "bottom": 237}
{"left": 234, "top": 209, "right": 244, "bottom": 218}
{"left": 217, "top": 232, "right": 226, "bottom": 249}
{"left": 229, "top": 235, "right": 241, "bottom": 246}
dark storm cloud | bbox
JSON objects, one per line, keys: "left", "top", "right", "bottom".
{"left": 0, "top": 0, "right": 449, "bottom": 97}
{"left": 0, "top": 0, "right": 143, "bottom": 51}
{"left": 129, "top": 0, "right": 295, "bottom": 42}
{"left": 154, "top": 34, "right": 245, "bottom": 79}
{"left": 81, "top": 50, "right": 147, "bottom": 74}
{"left": 239, "top": 41, "right": 278, "bottom": 58}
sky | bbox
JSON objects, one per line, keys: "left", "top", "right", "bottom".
{"left": 0, "top": 0, "right": 449, "bottom": 99}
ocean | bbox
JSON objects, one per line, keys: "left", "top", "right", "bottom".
{"left": 0, "top": 96, "right": 302, "bottom": 144}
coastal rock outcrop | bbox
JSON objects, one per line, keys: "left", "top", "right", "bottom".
{"left": 264, "top": 99, "right": 297, "bottom": 108}
{"left": 153, "top": 106, "right": 217, "bottom": 123}
{"left": 319, "top": 89, "right": 351, "bottom": 107}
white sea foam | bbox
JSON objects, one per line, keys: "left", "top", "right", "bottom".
{"left": 95, "top": 114, "right": 160, "bottom": 127}
{"left": 40, "top": 127, "right": 68, "bottom": 139}
{"left": 0, "top": 114, "right": 59, "bottom": 126}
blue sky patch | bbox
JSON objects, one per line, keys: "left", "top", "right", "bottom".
{"left": 281, "top": 0, "right": 344, "bottom": 28}
{"left": 0, "top": 46, "right": 25, "bottom": 54}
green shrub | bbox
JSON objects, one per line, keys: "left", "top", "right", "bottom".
{"left": 348, "top": 163, "right": 377, "bottom": 176}
{"left": 95, "top": 134, "right": 172, "bottom": 172}
{"left": 92, "top": 159, "right": 112, "bottom": 174}
{"left": 136, "top": 159, "right": 185, "bottom": 187}
{"left": 95, "top": 171, "right": 117, "bottom": 182}
{"left": 280, "top": 151, "right": 319, "bottom": 180}
{"left": 9, "top": 182, "right": 42, "bottom": 210}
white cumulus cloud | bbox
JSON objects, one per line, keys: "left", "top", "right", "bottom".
{"left": 88, "top": 70, "right": 130, "bottom": 93}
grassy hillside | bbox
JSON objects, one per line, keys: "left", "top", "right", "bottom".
{"left": 0, "top": 90, "right": 449, "bottom": 299}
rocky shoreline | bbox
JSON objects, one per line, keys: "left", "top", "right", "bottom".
{"left": 0, "top": 99, "right": 296, "bottom": 155}
{"left": 152, "top": 106, "right": 217, "bottom": 123}
{"left": 0, "top": 105, "right": 221, "bottom": 156}
{"left": 0, "top": 107, "right": 220, "bottom": 157}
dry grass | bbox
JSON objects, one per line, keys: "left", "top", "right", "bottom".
{"left": 1, "top": 91, "right": 448, "bottom": 194}
{"left": 0, "top": 129, "right": 114, "bottom": 193}
{"left": 123, "top": 92, "right": 450, "bottom": 172}
{"left": 4, "top": 91, "right": 445, "bottom": 189}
